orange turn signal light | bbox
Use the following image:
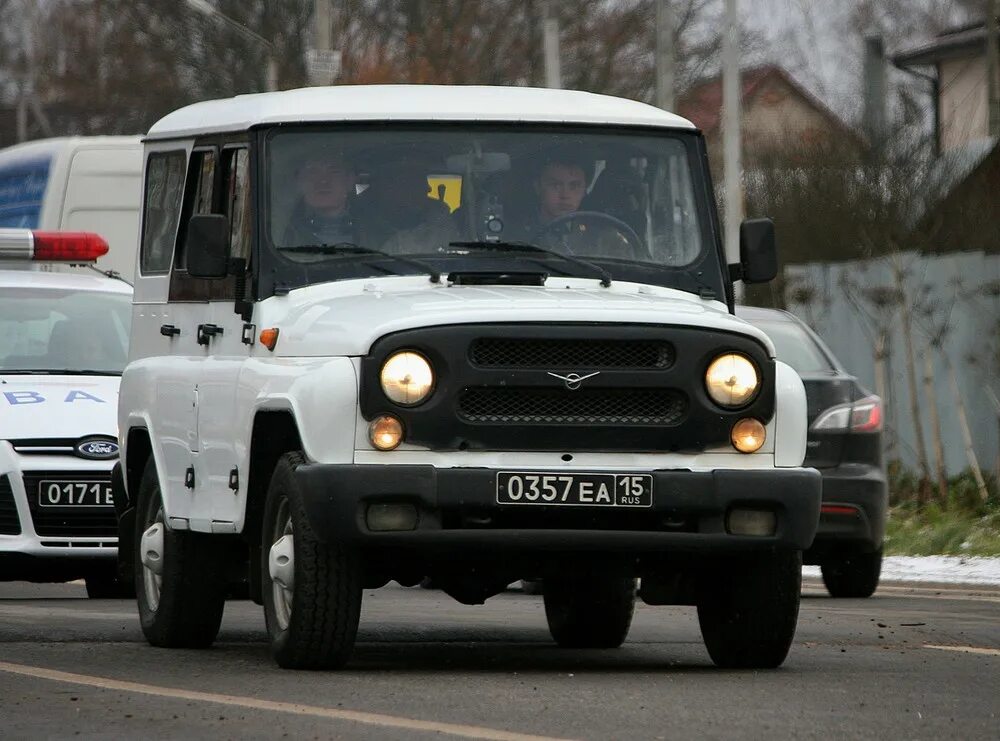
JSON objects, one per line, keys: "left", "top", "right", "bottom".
{"left": 369, "top": 415, "right": 404, "bottom": 451}
{"left": 259, "top": 328, "right": 279, "bottom": 351}
{"left": 731, "top": 418, "right": 766, "bottom": 453}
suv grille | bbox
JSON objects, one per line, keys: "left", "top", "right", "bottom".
{"left": 459, "top": 387, "right": 688, "bottom": 426}
{"left": 0, "top": 475, "right": 21, "bottom": 535}
{"left": 469, "top": 338, "right": 674, "bottom": 369}
{"left": 23, "top": 472, "right": 117, "bottom": 537}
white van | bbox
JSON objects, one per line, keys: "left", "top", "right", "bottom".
{"left": 0, "top": 136, "right": 143, "bottom": 280}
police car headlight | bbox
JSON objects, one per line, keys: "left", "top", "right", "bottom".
{"left": 705, "top": 353, "right": 760, "bottom": 408}
{"left": 380, "top": 351, "right": 435, "bottom": 406}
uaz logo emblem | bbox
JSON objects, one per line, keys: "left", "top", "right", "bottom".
{"left": 547, "top": 371, "right": 601, "bottom": 390}
{"left": 75, "top": 437, "right": 119, "bottom": 460}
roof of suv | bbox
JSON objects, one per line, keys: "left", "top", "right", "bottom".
{"left": 146, "top": 85, "right": 697, "bottom": 141}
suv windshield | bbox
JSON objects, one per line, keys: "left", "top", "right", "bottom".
{"left": 0, "top": 288, "right": 131, "bottom": 375}
{"left": 264, "top": 126, "right": 723, "bottom": 298}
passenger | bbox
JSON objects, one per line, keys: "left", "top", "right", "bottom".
{"left": 282, "top": 149, "right": 359, "bottom": 247}
{"left": 354, "top": 150, "right": 458, "bottom": 254}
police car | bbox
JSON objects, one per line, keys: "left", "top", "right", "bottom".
{"left": 0, "top": 228, "right": 132, "bottom": 597}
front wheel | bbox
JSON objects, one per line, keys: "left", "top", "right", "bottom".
{"left": 261, "top": 452, "right": 362, "bottom": 669}
{"left": 697, "top": 551, "right": 802, "bottom": 669}
{"left": 543, "top": 574, "right": 636, "bottom": 648}
{"left": 821, "top": 548, "right": 882, "bottom": 598}
{"left": 134, "top": 458, "right": 227, "bottom": 648}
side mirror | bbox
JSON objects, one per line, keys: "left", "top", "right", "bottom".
{"left": 186, "top": 214, "right": 230, "bottom": 279}
{"left": 730, "top": 217, "right": 777, "bottom": 284}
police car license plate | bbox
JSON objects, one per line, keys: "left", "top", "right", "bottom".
{"left": 496, "top": 472, "right": 652, "bottom": 507}
{"left": 38, "top": 480, "right": 114, "bottom": 507}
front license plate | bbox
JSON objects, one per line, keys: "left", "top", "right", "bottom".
{"left": 38, "top": 480, "right": 114, "bottom": 507}
{"left": 496, "top": 472, "right": 652, "bottom": 507}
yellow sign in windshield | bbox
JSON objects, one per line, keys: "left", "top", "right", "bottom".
{"left": 427, "top": 174, "right": 462, "bottom": 212}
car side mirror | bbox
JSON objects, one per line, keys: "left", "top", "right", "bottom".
{"left": 186, "top": 214, "right": 230, "bottom": 279}
{"left": 729, "top": 217, "right": 777, "bottom": 284}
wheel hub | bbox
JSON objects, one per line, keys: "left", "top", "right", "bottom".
{"left": 141, "top": 518, "right": 164, "bottom": 611}
{"left": 141, "top": 523, "right": 164, "bottom": 575}
{"left": 269, "top": 534, "right": 295, "bottom": 590}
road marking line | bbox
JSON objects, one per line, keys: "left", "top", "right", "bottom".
{"left": 0, "top": 605, "right": 135, "bottom": 620}
{"left": 923, "top": 645, "right": 1000, "bottom": 656}
{"left": 0, "top": 661, "right": 569, "bottom": 741}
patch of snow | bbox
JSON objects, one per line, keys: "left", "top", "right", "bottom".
{"left": 803, "top": 556, "right": 1000, "bottom": 586}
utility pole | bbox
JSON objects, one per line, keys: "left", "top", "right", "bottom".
{"left": 988, "top": 0, "right": 1000, "bottom": 136}
{"left": 722, "top": 0, "right": 743, "bottom": 285}
{"left": 307, "top": 0, "right": 341, "bottom": 85}
{"left": 655, "top": 0, "right": 675, "bottom": 110}
{"left": 542, "top": 0, "right": 562, "bottom": 89}
{"left": 863, "top": 36, "right": 887, "bottom": 151}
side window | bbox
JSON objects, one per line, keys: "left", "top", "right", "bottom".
{"left": 140, "top": 151, "right": 186, "bottom": 274}
{"left": 174, "top": 149, "right": 217, "bottom": 270}
{"left": 224, "top": 148, "right": 251, "bottom": 262}
{"left": 169, "top": 148, "right": 218, "bottom": 301}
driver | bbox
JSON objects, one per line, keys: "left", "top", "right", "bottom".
{"left": 514, "top": 151, "right": 634, "bottom": 258}
{"left": 282, "top": 148, "right": 359, "bottom": 247}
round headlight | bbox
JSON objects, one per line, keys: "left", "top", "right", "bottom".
{"left": 380, "top": 351, "right": 434, "bottom": 406}
{"left": 705, "top": 353, "right": 760, "bottom": 408}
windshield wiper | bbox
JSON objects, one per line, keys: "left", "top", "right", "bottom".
{"left": 447, "top": 241, "right": 612, "bottom": 287}
{"left": 281, "top": 242, "right": 441, "bottom": 283}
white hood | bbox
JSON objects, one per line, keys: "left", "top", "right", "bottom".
{"left": 0, "top": 374, "right": 119, "bottom": 440}
{"left": 265, "top": 276, "right": 776, "bottom": 357}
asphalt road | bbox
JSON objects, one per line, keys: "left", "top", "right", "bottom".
{"left": 1, "top": 579, "right": 998, "bottom": 740}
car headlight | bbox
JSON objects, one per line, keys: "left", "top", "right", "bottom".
{"left": 705, "top": 353, "right": 760, "bottom": 408}
{"left": 380, "top": 351, "right": 435, "bottom": 406}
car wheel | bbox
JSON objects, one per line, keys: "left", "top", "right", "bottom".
{"left": 262, "top": 451, "right": 362, "bottom": 670}
{"left": 85, "top": 567, "right": 134, "bottom": 599}
{"left": 821, "top": 548, "right": 882, "bottom": 598}
{"left": 543, "top": 575, "right": 636, "bottom": 648}
{"left": 697, "top": 551, "right": 802, "bottom": 669}
{"left": 135, "top": 457, "right": 226, "bottom": 648}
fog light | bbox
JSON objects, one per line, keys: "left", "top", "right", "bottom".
{"left": 366, "top": 503, "right": 418, "bottom": 532}
{"left": 731, "top": 417, "right": 766, "bottom": 453}
{"left": 727, "top": 508, "right": 777, "bottom": 536}
{"left": 369, "top": 415, "right": 403, "bottom": 451}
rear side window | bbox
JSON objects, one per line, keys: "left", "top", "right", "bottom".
{"left": 140, "top": 151, "right": 186, "bottom": 274}
{"left": 756, "top": 319, "right": 835, "bottom": 374}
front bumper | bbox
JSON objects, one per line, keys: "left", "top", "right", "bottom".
{"left": 296, "top": 465, "right": 822, "bottom": 553}
{"left": 807, "top": 463, "right": 888, "bottom": 557}
{"left": 0, "top": 453, "right": 117, "bottom": 581}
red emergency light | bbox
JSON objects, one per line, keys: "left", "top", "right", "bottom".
{"left": 0, "top": 228, "right": 109, "bottom": 263}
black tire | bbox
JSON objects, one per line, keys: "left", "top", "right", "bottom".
{"left": 697, "top": 550, "right": 802, "bottom": 669}
{"left": 261, "top": 452, "right": 362, "bottom": 670}
{"left": 85, "top": 567, "right": 134, "bottom": 599}
{"left": 821, "top": 548, "right": 882, "bottom": 598}
{"left": 543, "top": 575, "right": 636, "bottom": 648}
{"left": 134, "top": 458, "right": 226, "bottom": 648}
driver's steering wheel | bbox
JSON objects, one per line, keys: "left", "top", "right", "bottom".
{"left": 532, "top": 210, "right": 648, "bottom": 261}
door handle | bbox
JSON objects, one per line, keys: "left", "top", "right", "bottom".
{"left": 160, "top": 324, "right": 181, "bottom": 337}
{"left": 197, "top": 323, "right": 224, "bottom": 346}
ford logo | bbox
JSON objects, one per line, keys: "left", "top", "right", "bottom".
{"left": 75, "top": 437, "right": 119, "bottom": 460}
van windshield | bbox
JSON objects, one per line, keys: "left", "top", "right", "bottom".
{"left": 263, "top": 126, "right": 723, "bottom": 298}
{"left": 0, "top": 289, "right": 132, "bottom": 375}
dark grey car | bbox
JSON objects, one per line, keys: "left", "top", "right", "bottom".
{"left": 738, "top": 307, "right": 888, "bottom": 598}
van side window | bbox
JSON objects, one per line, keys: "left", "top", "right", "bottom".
{"left": 174, "top": 149, "right": 217, "bottom": 270}
{"left": 224, "top": 148, "right": 251, "bottom": 262}
{"left": 140, "top": 151, "right": 186, "bottom": 274}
